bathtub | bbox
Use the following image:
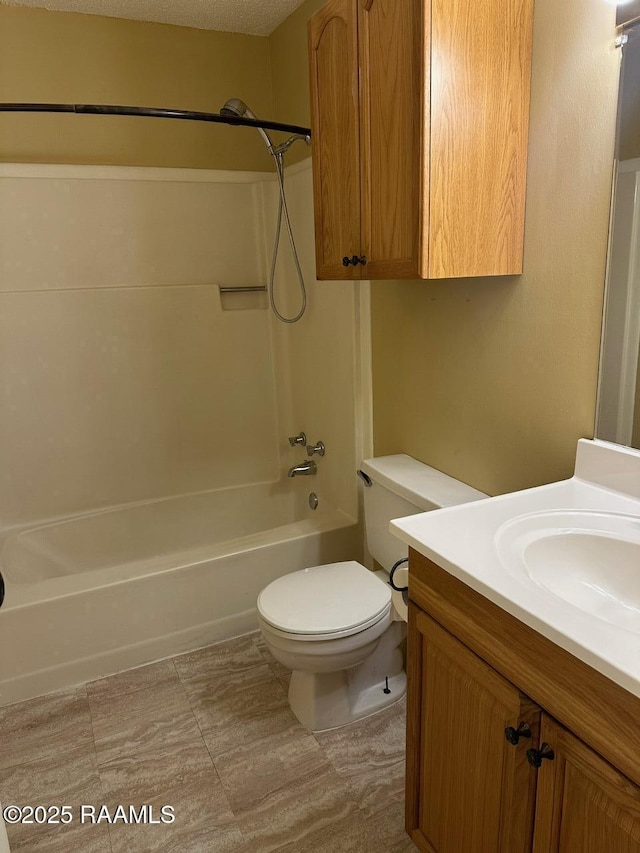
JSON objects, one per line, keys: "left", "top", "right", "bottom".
{"left": 0, "top": 484, "right": 360, "bottom": 707}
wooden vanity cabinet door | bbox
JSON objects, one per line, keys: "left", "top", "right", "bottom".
{"left": 308, "top": 0, "right": 362, "bottom": 280}
{"left": 533, "top": 714, "right": 640, "bottom": 853}
{"left": 407, "top": 605, "right": 539, "bottom": 853}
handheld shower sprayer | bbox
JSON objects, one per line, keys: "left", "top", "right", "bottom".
{"left": 220, "top": 97, "right": 310, "bottom": 324}
{"left": 220, "top": 99, "right": 310, "bottom": 158}
{"left": 220, "top": 98, "right": 274, "bottom": 152}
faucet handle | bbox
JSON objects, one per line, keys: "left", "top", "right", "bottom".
{"left": 289, "top": 431, "right": 306, "bottom": 447}
{"left": 306, "top": 441, "right": 325, "bottom": 457}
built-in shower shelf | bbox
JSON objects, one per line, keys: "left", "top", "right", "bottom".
{"left": 217, "top": 285, "right": 267, "bottom": 311}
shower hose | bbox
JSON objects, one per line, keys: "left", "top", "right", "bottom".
{"left": 269, "top": 151, "right": 307, "bottom": 324}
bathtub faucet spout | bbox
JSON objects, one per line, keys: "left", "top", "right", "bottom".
{"left": 288, "top": 459, "right": 317, "bottom": 477}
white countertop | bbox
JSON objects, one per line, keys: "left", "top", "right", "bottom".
{"left": 390, "top": 439, "right": 640, "bottom": 698}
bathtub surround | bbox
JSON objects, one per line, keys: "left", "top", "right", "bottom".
{"left": 0, "top": 158, "right": 367, "bottom": 705}
{"left": 0, "top": 160, "right": 364, "bottom": 532}
{"left": 0, "top": 633, "right": 414, "bottom": 852}
{"left": 0, "top": 165, "right": 277, "bottom": 530}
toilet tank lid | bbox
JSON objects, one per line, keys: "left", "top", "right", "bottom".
{"left": 360, "top": 455, "right": 487, "bottom": 511}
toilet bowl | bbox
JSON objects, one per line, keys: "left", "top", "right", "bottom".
{"left": 258, "top": 561, "right": 406, "bottom": 731}
{"left": 258, "top": 455, "right": 487, "bottom": 732}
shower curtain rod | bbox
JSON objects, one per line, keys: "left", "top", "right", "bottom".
{"left": 0, "top": 103, "right": 311, "bottom": 137}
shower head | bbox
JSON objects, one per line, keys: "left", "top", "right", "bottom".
{"left": 220, "top": 97, "right": 273, "bottom": 152}
{"left": 220, "top": 98, "right": 255, "bottom": 120}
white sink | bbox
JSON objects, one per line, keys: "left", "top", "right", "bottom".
{"left": 495, "top": 511, "right": 640, "bottom": 632}
{"left": 391, "top": 439, "right": 640, "bottom": 697}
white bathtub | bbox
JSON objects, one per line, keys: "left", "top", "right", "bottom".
{"left": 0, "top": 484, "right": 360, "bottom": 707}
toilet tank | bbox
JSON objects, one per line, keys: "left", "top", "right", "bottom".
{"left": 359, "top": 455, "right": 487, "bottom": 572}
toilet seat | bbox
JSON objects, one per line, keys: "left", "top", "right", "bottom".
{"left": 257, "top": 561, "right": 392, "bottom": 641}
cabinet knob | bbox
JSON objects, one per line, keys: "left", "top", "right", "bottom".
{"left": 342, "top": 256, "right": 353, "bottom": 267}
{"left": 526, "top": 743, "right": 555, "bottom": 768}
{"left": 351, "top": 255, "right": 367, "bottom": 266}
{"left": 504, "top": 722, "right": 532, "bottom": 746}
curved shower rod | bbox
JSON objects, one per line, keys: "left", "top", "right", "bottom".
{"left": 0, "top": 102, "right": 311, "bottom": 137}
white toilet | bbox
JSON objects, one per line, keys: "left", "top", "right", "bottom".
{"left": 258, "top": 455, "right": 486, "bottom": 732}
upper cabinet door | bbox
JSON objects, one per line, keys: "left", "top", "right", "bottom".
{"left": 308, "top": 0, "right": 362, "bottom": 280}
{"left": 428, "top": 0, "right": 533, "bottom": 278}
{"left": 357, "top": 0, "right": 423, "bottom": 279}
{"left": 533, "top": 715, "right": 640, "bottom": 852}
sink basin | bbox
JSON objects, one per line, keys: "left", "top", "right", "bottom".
{"left": 495, "top": 511, "right": 640, "bottom": 632}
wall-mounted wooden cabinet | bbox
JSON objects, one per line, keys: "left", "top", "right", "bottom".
{"left": 308, "top": 0, "right": 534, "bottom": 281}
{"left": 407, "top": 550, "right": 640, "bottom": 853}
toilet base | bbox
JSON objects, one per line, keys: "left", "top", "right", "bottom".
{"left": 287, "top": 622, "right": 407, "bottom": 732}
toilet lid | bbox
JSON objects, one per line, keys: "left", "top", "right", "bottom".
{"left": 257, "top": 561, "right": 391, "bottom": 636}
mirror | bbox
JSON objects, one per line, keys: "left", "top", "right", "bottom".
{"left": 596, "top": 22, "right": 640, "bottom": 449}
{"left": 617, "top": 1, "right": 640, "bottom": 28}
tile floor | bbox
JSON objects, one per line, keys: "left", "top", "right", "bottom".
{"left": 0, "top": 633, "right": 417, "bottom": 852}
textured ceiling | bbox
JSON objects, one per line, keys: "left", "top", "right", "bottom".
{"left": 0, "top": 0, "right": 308, "bottom": 35}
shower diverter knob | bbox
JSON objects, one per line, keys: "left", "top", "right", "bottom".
{"left": 306, "top": 441, "right": 325, "bottom": 457}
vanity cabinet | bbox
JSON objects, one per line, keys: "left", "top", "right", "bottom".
{"left": 407, "top": 549, "right": 640, "bottom": 853}
{"left": 308, "top": 0, "right": 533, "bottom": 281}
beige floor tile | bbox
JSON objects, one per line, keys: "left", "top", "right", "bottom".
{"left": 90, "top": 675, "right": 202, "bottom": 769}
{"left": 112, "top": 822, "right": 247, "bottom": 853}
{"left": 105, "top": 766, "right": 242, "bottom": 853}
{"left": 315, "top": 697, "right": 407, "bottom": 815}
{"left": 0, "top": 687, "right": 93, "bottom": 770}
{"left": 92, "top": 672, "right": 214, "bottom": 805}
{"left": 0, "top": 741, "right": 101, "bottom": 804}
{"left": 215, "top": 733, "right": 330, "bottom": 812}
{"left": 174, "top": 635, "right": 265, "bottom": 689}
{"left": 87, "top": 658, "right": 177, "bottom": 704}
{"left": 6, "top": 821, "right": 112, "bottom": 852}
{"left": 0, "top": 742, "right": 104, "bottom": 852}
{"left": 190, "top": 663, "right": 306, "bottom": 759}
{"left": 363, "top": 799, "right": 420, "bottom": 852}
{"left": 89, "top": 671, "right": 189, "bottom": 743}
{"left": 98, "top": 736, "right": 214, "bottom": 805}
{"left": 216, "top": 730, "right": 366, "bottom": 852}
{"left": 272, "top": 806, "right": 375, "bottom": 853}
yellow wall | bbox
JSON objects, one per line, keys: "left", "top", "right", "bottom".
{"left": 371, "top": 0, "right": 620, "bottom": 495}
{"left": 269, "top": 0, "right": 324, "bottom": 166}
{"left": 0, "top": 5, "right": 275, "bottom": 171}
